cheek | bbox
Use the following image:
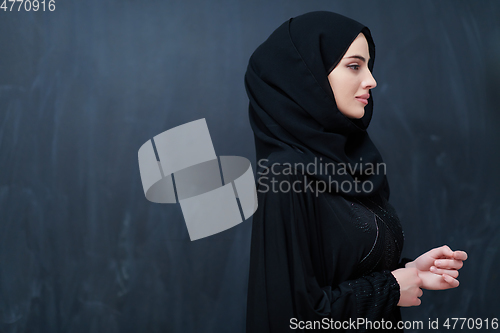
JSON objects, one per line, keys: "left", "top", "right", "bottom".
{"left": 328, "top": 72, "right": 359, "bottom": 107}
{"left": 345, "top": 77, "right": 360, "bottom": 94}
{"left": 337, "top": 79, "right": 358, "bottom": 102}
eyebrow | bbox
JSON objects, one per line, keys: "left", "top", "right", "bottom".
{"left": 343, "top": 55, "right": 369, "bottom": 62}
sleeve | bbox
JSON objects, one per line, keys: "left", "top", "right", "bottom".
{"left": 398, "top": 257, "right": 414, "bottom": 268}
{"left": 246, "top": 171, "right": 401, "bottom": 333}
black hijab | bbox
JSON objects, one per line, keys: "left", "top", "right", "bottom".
{"left": 245, "top": 11, "right": 388, "bottom": 197}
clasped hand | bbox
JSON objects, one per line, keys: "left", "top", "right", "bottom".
{"left": 392, "top": 245, "right": 468, "bottom": 307}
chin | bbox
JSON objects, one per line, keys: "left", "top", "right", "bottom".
{"left": 355, "top": 107, "right": 366, "bottom": 119}
{"left": 349, "top": 110, "right": 365, "bottom": 119}
{"left": 339, "top": 107, "right": 365, "bottom": 119}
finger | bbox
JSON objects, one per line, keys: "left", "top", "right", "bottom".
{"left": 417, "top": 288, "right": 423, "bottom": 297}
{"left": 430, "top": 266, "right": 459, "bottom": 278}
{"left": 442, "top": 274, "right": 459, "bottom": 288}
{"left": 453, "top": 250, "right": 468, "bottom": 261}
{"left": 430, "top": 245, "right": 454, "bottom": 259}
{"left": 434, "top": 259, "right": 464, "bottom": 270}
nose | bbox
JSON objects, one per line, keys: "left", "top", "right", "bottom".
{"left": 362, "top": 70, "right": 377, "bottom": 89}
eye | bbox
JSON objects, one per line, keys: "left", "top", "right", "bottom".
{"left": 347, "top": 64, "right": 360, "bottom": 70}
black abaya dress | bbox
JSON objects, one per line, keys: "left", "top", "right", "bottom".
{"left": 246, "top": 162, "right": 406, "bottom": 332}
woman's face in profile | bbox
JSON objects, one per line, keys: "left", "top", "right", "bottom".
{"left": 327, "top": 33, "right": 377, "bottom": 119}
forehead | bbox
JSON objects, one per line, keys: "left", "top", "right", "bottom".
{"left": 342, "top": 33, "right": 370, "bottom": 58}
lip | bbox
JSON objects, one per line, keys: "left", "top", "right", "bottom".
{"left": 355, "top": 94, "right": 370, "bottom": 105}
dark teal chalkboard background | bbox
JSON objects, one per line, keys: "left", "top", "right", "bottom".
{"left": 1, "top": 1, "right": 499, "bottom": 332}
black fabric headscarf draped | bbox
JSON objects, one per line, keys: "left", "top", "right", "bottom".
{"left": 245, "top": 11, "right": 388, "bottom": 197}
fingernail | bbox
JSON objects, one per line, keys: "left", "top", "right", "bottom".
{"left": 435, "top": 260, "right": 442, "bottom": 266}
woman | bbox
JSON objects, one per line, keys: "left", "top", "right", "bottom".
{"left": 245, "top": 11, "right": 467, "bottom": 332}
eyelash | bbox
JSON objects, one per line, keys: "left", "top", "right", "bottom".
{"left": 347, "top": 64, "right": 360, "bottom": 70}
